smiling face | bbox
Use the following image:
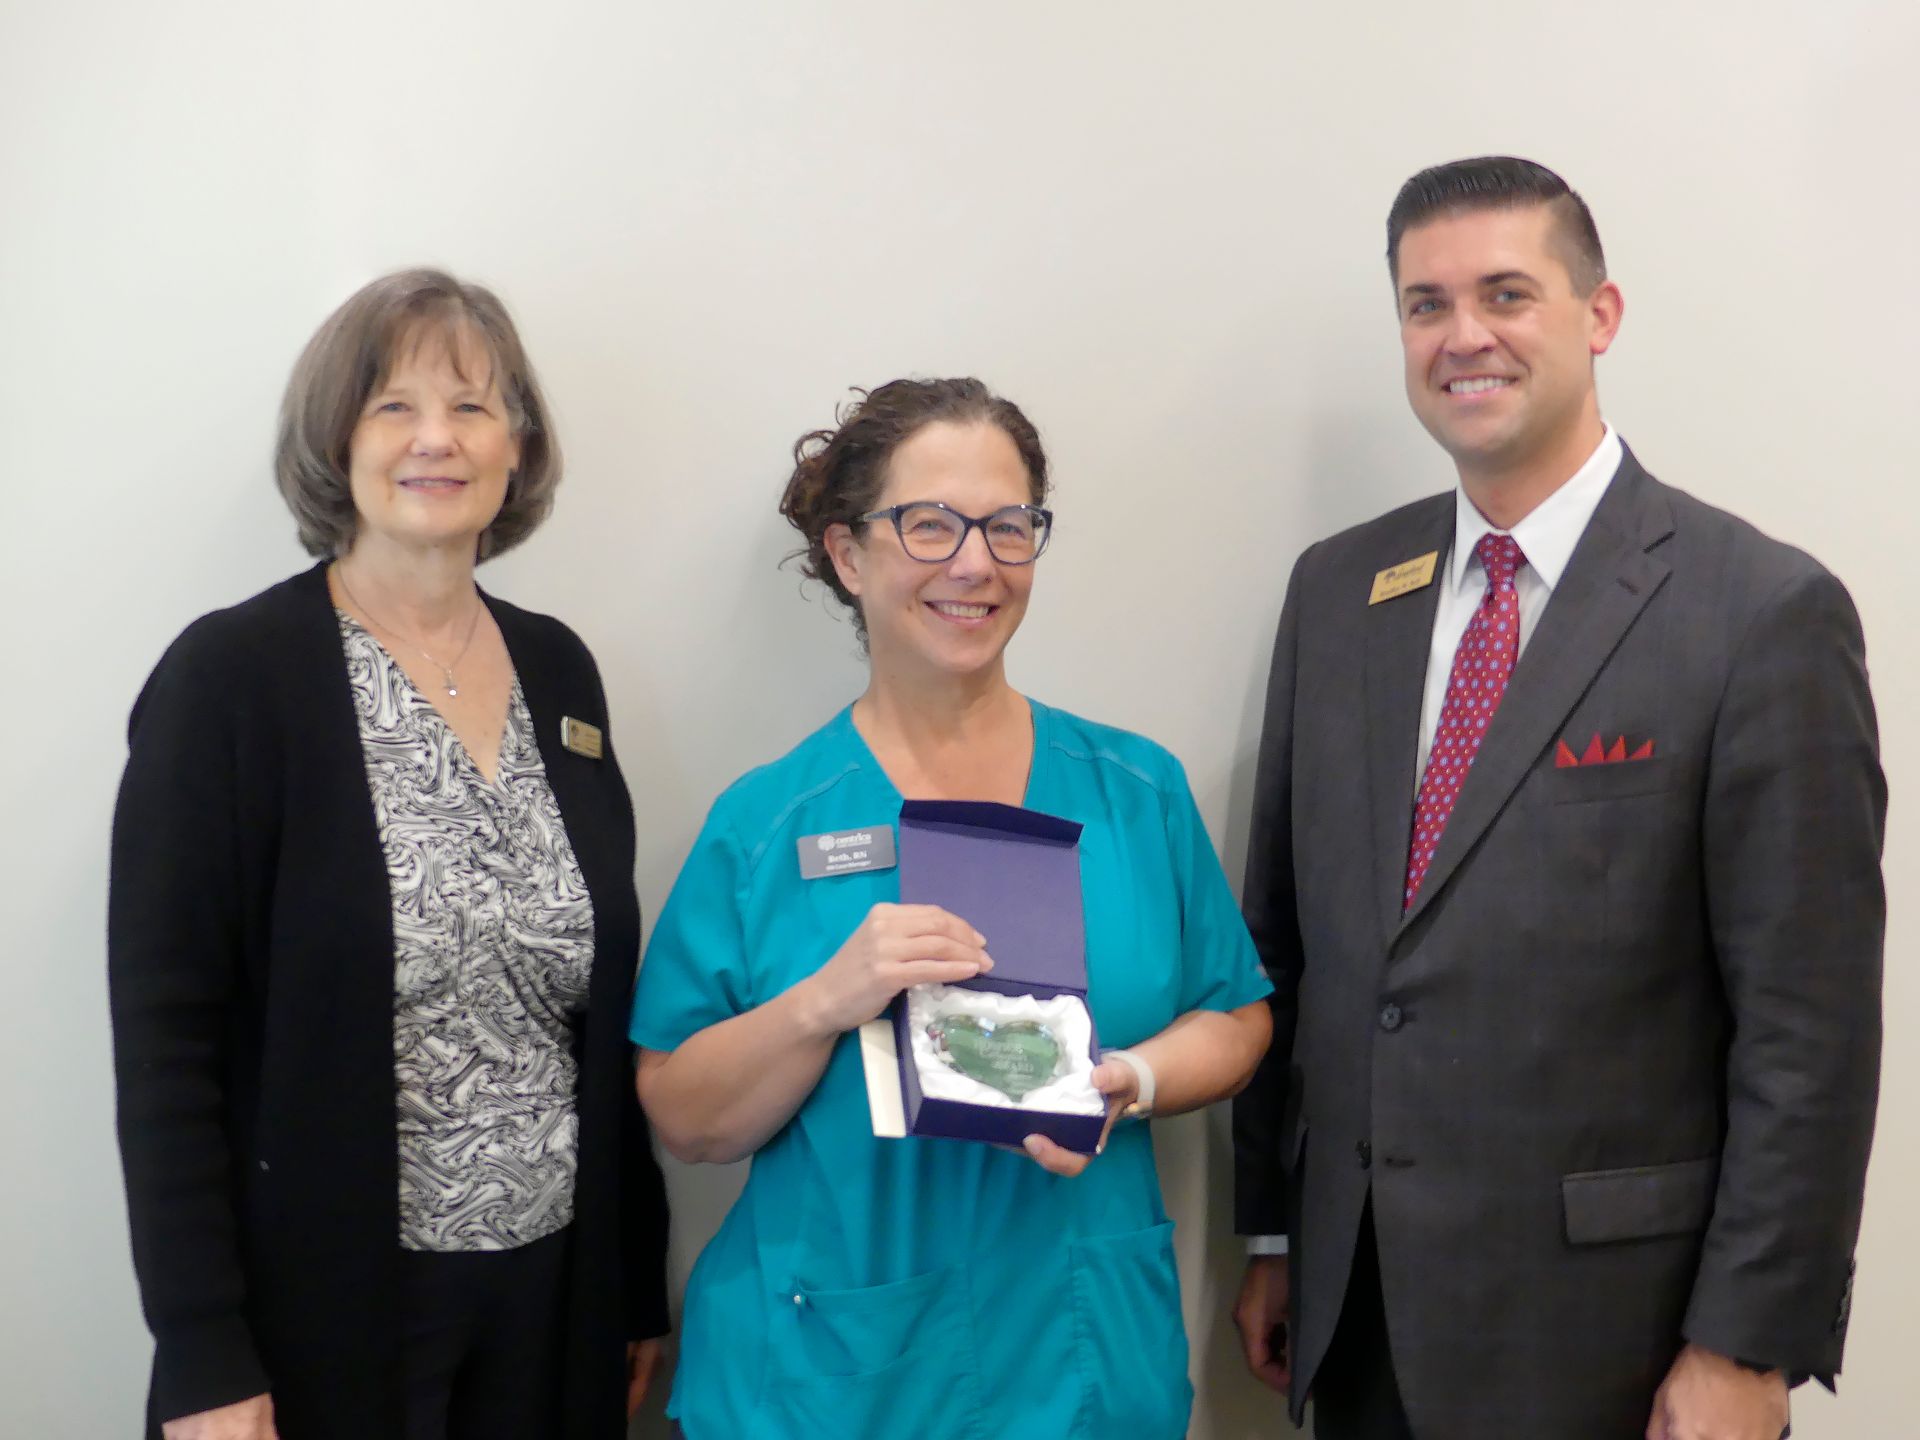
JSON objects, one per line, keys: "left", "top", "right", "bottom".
{"left": 345, "top": 327, "right": 521, "bottom": 560}
{"left": 825, "top": 420, "right": 1039, "bottom": 684}
{"left": 1396, "top": 204, "right": 1622, "bottom": 485}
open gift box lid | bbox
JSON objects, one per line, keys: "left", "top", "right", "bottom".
{"left": 859, "top": 799, "right": 1106, "bottom": 1153}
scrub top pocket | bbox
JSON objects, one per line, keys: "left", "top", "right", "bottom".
{"left": 770, "top": 1261, "right": 985, "bottom": 1439}
{"left": 1068, "top": 1220, "right": 1190, "bottom": 1438}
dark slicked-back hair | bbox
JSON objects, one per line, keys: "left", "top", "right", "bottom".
{"left": 1387, "top": 156, "right": 1607, "bottom": 295}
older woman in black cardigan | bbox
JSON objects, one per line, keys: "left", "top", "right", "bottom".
{"left": 109, "top": 270, "right": 669, "bottom": 1440}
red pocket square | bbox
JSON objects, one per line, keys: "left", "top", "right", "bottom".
{"left": 1555, "top": 734, "right": 1655, "bottom": 767}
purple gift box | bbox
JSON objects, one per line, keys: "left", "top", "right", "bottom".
{"left": 891, "top": 799, "right": 1106, "bottom": 1154}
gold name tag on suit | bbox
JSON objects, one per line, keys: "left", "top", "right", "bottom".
{"left": 560, "top": 717, "right": 604, "bottom": 760}
{"left": 1369, "top": 551, "right": 1440, "bottom": 605}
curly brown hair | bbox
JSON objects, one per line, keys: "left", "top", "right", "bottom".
{"left": 779, "top": 377, "right": 1049, "bottom": 645}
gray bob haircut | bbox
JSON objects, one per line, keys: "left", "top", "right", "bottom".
{"left": 274, "top": 268, "right": 561, "bottom": 561}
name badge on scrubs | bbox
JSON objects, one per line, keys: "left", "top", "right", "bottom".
{"left": 796, "top": 825, "right": 897, "bottom": 879}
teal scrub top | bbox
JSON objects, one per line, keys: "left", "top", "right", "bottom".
{"left": 631, "top": 700, "right": 1271, "bottom": 1440}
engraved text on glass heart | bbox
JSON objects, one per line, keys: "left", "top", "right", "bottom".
{"left": 927, "top": 1013, "right": 1064, "bottom": 1101}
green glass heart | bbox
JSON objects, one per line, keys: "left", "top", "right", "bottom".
{"left": 929, "top": 1014, "right": 1063, "bottom": 1101}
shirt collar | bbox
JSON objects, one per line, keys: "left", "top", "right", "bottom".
{"left": 1447, "top": 424, "right": 1623, "bottom": 595}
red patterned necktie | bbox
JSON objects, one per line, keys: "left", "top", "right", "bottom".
{"left": 1403, "top": 533, "right": 1528, "bottom": 910}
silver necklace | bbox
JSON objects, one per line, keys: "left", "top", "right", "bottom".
{"left": 335, "top": 567, "right": 484, "bottom": 697}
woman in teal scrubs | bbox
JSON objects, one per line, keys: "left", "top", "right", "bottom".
{"left": 632, "top": 378, "right": 1272, "bottom": 1439}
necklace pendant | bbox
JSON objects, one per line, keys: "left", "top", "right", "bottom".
{"left": 446, "top": 685, "right": 459, "bottom": 697}
{"left": 443, "top": 668, "right": 459, "bottom": 698}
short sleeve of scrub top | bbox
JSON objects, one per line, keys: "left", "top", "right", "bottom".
{"left": 629, "top": 811, "right": 752, "bottom": 1051}
{"left": 630, "top": 700, "right": 1269, "bottom": 1440}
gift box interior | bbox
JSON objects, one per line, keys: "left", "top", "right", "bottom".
{"left": 889, "top": 799, "right": 1105, "bottom": 1154}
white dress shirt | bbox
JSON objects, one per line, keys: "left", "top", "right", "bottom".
{"left": 1416, "top": 425, "right": 1623, "bottom": 774}
{"left": 1248, "top": 425, "right": 1624, "bottom": 1257}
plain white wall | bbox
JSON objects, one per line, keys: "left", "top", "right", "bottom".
{"left": 3, "top": 2, "right": 1913, "bottom": 1435}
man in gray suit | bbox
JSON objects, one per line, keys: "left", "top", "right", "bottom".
{"left": 1231, "top": 157, "right": 1884, "bottom": 1440}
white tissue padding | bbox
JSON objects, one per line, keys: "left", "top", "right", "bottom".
{"left": 905, "top": 983, "right": 1104, "bottom": 1115}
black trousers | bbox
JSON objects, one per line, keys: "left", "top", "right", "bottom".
{"left": 1311, "top": 1200, "right": 1417, "bottom": 1440}
{"left": 399, "top": 1227, "right": 571, "bottom": 1440}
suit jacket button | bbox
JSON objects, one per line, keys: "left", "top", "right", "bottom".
{"left": 1356, "top": 1140, "right": 1373, "bottom": 1169}
{"left": 1378, "top": 1003, "right": 1404, "bottom": 1032}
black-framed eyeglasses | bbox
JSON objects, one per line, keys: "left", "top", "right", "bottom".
{"left": 856, "top": 501, "right": 1055, "bottom": 565}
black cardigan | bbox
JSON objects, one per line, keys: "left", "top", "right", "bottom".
{"left": 109, "top": 564, "right": 670, "bottom": 1439}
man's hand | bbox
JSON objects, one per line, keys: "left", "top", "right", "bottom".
{"left": 161, "top": 1394, "right": 277, "bottom": 1440}
{"left": 1234, "top": 1254, "right": 1292, "bottom": 1395}
{"left": 1647, "top": 1343, "right": 1789, "bottom": 1440}
{"left": 626, "top": 1338, "right": 663, "bottom": 1419}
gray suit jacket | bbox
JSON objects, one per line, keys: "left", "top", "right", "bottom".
{"left": 1232, "top": 449, "right": 1884, "bottom": 1439}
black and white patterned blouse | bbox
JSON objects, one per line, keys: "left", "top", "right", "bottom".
{"left": 339, "top": 612, "right": 596, "bottom": 1253}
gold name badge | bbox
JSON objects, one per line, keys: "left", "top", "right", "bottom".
{"left": 1369, "top": 551, "right": 1440, "bottom": 605}
{"left": 560, "top": 717, "right": 604, "bottom": 760}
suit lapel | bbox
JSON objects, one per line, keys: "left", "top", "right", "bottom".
{"left": 1398, "top": 452, "right": 1674, "bottom": 933}
{"left": 1364, "top": 498, "right": 1455, "bottom": 942}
